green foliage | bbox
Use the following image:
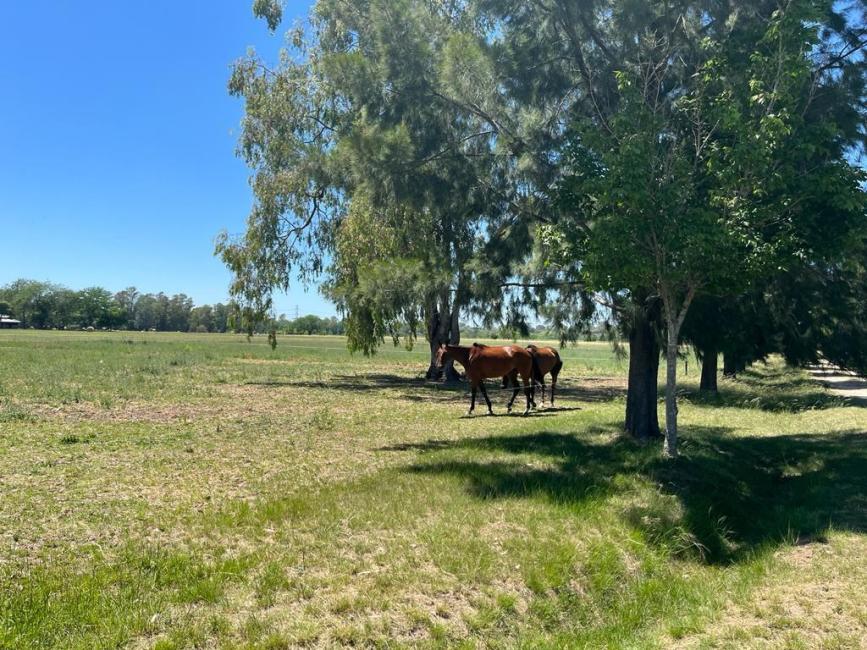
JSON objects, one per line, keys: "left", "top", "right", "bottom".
{"left": 251, "top": 0, "right": 282, "bottom": 31}
{"left": 220, "top": 0, "right": 555, "bottom": 348}
{"left": 225, "top": 0, "right": 866, "bottom": 442}
{"left": 323, "top": 193, "right": 447, "bottom": 353}
{"left": 274, "top": 313, "right": 344, "bottom": 335}
{"left": 0, "top": 279, "right": 233, "bottom": 333}
{"left": 525, "top": 0, "right": 867, "bottom": 450}
{"left": 551, "top": 2, "right": 858, "bottom": 301}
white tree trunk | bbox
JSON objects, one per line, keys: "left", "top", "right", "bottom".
{"left": 664, "top": 322, "right": 679, "bottom": 458}
{"left": 660, "top": 285, "right": 696, "bottom": 459}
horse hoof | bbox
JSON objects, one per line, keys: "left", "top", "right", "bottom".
{"left": 522, "top": 409, "right": 530, "bottom": 416}
{"left": 487, "top": 410, "right": 494, "bottom": 416}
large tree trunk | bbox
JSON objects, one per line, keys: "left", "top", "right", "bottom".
{"left": 425, "top": 301, "right": 442, "bottom": 380}
{"left": 625, "top": 306, "right": 661, "bottom": 441}
{"left": 700, "top": 347, "right": 718, "bottom": 392}
{"left": 445, "top": 303, "right": 462, "bottom": 382}
{"left": 424, "top": 294, "right": 462, "bottom": 383}
{"left": 723, "top": 351, "right": 738, "bottom": 378}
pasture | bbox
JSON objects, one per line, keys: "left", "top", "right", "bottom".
{"left": 0, "top": 331, "right": 865, "bottom": 648}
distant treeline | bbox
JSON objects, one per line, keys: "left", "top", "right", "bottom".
{"left": 1, "top": 278, "right": 609, "bottom": 340}
{"left": 0, "top": 279, "right": 343, "bottom": 335}
{"left": 461, "top": 325, "right": 609, "bottom": 342}
{"left": 273, "top": 314, "right": 344, "bottom": 335}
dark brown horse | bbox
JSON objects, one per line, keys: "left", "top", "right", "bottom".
{"left": 504, "top": 344, "right": 564, "bottom": 405}
{"left": 436, "top": 343, "right": 537, "bottom": 416}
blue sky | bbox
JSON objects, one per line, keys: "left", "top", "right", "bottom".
{"left": 0, "top": 0, "right": 336, "bottom": 318}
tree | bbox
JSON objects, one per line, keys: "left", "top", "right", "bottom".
{"left": 114, "top": 287, "right": 139, "bottom": 330}
{"left": 323, "top": 193, "right": 465, "bottom": 377}
{"left": 77, "top": 287, "right": 115, "bottom": 328}
{"left": 165, "top": 294, "right": 193, "bottom": 331}
{"left": 189, "top": 304, "right": 214, "bottom": 332}
{"left": 211, "top": 303, "right": 231, "bottom": 333}
{"left": 133, "top": 294, "right": 159, "bottom": 330}
{"left": 537, "top": 0, "right": 866, "bottom": 455}
{"left": 0, "top": 280, "right": 57, "bottom": 328}
{"left": 218, "top": 0, "right": 553, "bottom": 380}
{"left": 222, "top": 0, "right": 865, "bottom": 455}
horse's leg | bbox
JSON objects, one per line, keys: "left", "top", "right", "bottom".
{"left": 479, "top": 381, "right": 493, "bottom": 415}
{"left": 507, "top": 382, "right": 520, "bottom": 413}
{"left": 550, "top": 372, "right": 557, "bottom": 406}
{"left": 521, "top": 371, "right": 532, "bottom": 415}
{"left": 468, "top": 380, "right": 477, "bottom": 416}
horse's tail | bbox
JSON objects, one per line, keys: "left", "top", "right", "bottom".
{"left": 531, "top": 349, "right": 544, "bottom": 385}
{"left": 552, "top": 349, "right": 563, "bottom": 377}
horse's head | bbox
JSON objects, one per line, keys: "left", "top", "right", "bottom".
{"left": 435, "top": 343, "right": 448, "bottom": 369}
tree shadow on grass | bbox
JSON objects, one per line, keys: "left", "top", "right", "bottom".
{"left": 458, "top": 411, "right": 566, "bottom": 419}
{"left": 680, "top": 366, "right": 854, "bottom": 412}
{"left": 246, "top": 374, "right": 460, "bottom": 403}
{"left": 246, "top": 373, "right": 423, "bottom": 389}
{"left": 390, "top": 427, "right": 867, "bottom": 565}
{"left": 245, "top": 374, "right": 623, "bottom": 405}
{"left": 533, "top": 382, "right": 626, "bottom": 403}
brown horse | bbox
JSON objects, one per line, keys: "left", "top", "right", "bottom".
{"left": 436, "top": 343, "right": 537, "bottom": 416}
{"left": 504, "top": 344, "right": 563, "bottom": 406}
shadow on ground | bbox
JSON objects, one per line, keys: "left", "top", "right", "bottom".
{"left": 387, "top": 427, "right": 867, "bottom": 564}
{"left": 246, "top": 374, "right": 625, "bottom": 405}
{"left": 681, "top": 366, "right": 857, "bottom": 412}
{"left": 245, "top": 364, "right": 863, "bottom": 413}
{"left": 247, "top": 374, "right": 459, "bottom": 403}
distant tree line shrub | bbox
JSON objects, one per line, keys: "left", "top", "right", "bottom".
{"left": 0, "top": 279, "right": 230, "bottom": 332}
{"left": 273, "top": 314, "right": 344, "bottom": 335}
{"left": 0, "top": 279, "right": 344, "bottom": 335}
{"left": 461, "top": 324, "right": 611, "bottom": 342}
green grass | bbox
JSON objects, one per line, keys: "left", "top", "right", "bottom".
{"left": 0, "top": 330, "right": 864, "bottom": 648}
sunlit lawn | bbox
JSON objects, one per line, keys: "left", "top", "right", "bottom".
{"left": 0, "top": 331, "right": 864, "bottom": 648}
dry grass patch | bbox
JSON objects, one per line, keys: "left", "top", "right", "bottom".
{"left": 673, "top": 534, "right": 867, "bottom": 649}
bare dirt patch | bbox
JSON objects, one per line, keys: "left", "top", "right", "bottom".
{"left": 809, "top": 365, "right": 867, "bottom": 406}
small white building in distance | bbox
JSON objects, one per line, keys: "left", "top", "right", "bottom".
{"left": 0, "top": 315, "right": 21, "bottom": 329}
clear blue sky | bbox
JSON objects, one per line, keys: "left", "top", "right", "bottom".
{"left": 0, "top": 0, "right": 336, "bottom": 318}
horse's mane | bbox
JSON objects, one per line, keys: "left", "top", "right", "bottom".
{"left": 527, "top": 344, "right": 560, "bottom": 353}
{"left": 472, "top": 342, "right": 487, "bottom": 348}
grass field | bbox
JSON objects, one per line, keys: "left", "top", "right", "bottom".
{"left": 0, "top": 330, "right": 865, "bottom": 648}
